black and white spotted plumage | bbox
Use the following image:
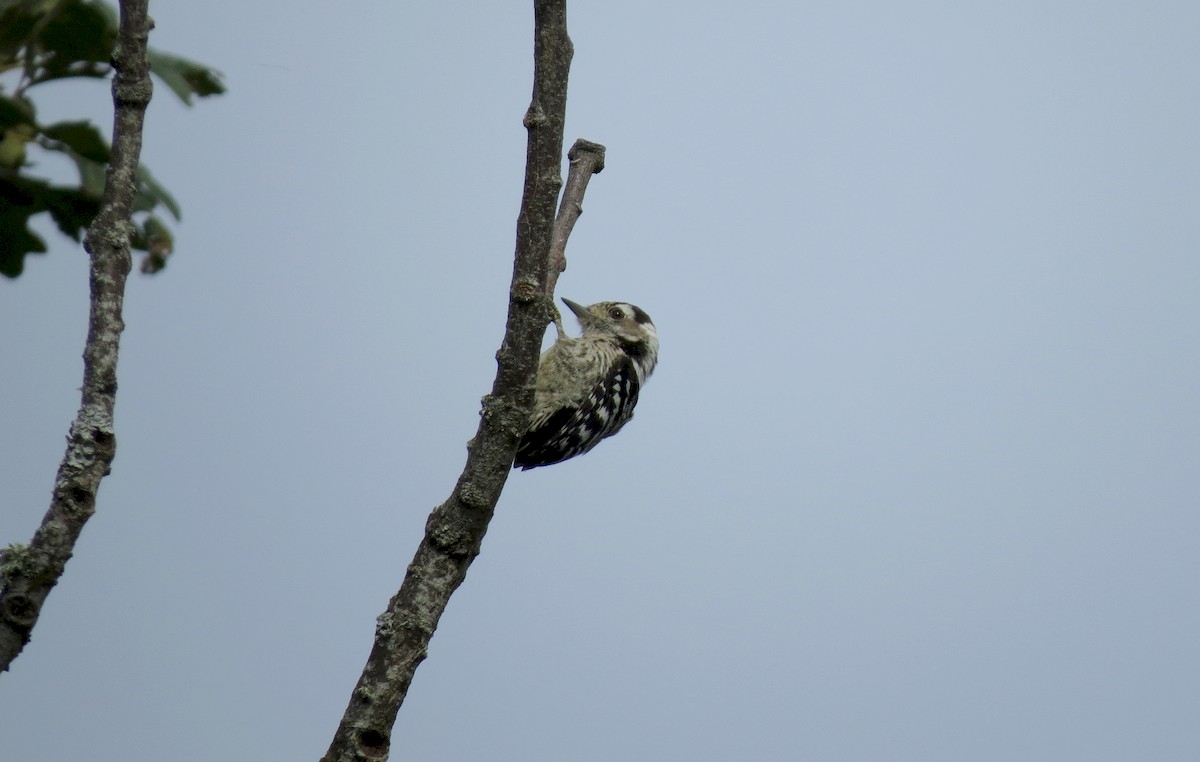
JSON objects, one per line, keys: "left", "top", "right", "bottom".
{"left": 514, "top": 298, "right": 658, "bottom": 470}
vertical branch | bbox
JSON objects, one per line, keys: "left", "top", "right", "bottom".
{"left": 320, "top": 2, "right": 572, "bottom": 760}
{"left": 0, "top": 0, "right": 153, "bottom": 672}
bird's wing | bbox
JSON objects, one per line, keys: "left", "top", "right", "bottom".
{"left": 513, "top": 355, "right": 642, "bottom": 470}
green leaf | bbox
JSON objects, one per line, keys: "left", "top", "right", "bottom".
{"left": 37, "top": 0, "right": 117, "bottom": 76}
{"left": 0, "top": 1, "right": 226, "bottom": 276}
{"left": 41, "top": 184, "right": 99, "bottom": 241}
{"left": 64, "top": 151, "right": 107, "bottom": 196}
{"left": 0, "top": 169, "right": 181, "bottom": 278}
{"left": 0, "top": 175, "right": 50, "bottom": 277}
{"left": 42, "top": 119, "right": 110, "bottom": 162}
{"left": 0, "top": 0, "right": 115, "bottom": 83}
{"left": 0, "top": 0, "right": 47, "bottom": 65}
{"left": 135, "top": 214, "right": 173, "bottom": 273}
{"left": 0, "top": 94, "right": 36, "bottom": 129}
{"left": 0, "top": 96, "right": 36, "bottom": 169}
{"left": 0, "top": 126, "right": 31, "bottom": 169}
{"left": 136, "top": 165, "right": 181, "bottom": 220}
{"left": 0, "top": 213, "right": 47, "bottom": 276}
{"left": 147, "top": 47, "right": 226, "bottom": 105}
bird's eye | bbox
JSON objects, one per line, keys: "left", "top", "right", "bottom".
{"left": 609, "top": 307, "right": 624, "bottom": 320}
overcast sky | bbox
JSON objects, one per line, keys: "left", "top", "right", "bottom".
{"left": 3, "top": 2, "right": 1199, "bottom": 760}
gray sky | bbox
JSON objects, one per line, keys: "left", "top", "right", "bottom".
{"left": 3, "top": 1, "right": 1199, "bottom": 760}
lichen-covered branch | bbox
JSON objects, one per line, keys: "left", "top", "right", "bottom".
{"left": 0, "top": 0, "right": 152, "bottom": 673}
{"left": 319, "top": 2, "right": 573, "bottom": 760}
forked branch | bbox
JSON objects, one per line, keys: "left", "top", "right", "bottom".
{"left": 321, "top": 2, "right": 577, "bottom": 760}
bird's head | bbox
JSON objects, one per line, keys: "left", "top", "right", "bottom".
{"left": 562, "top": 298, "right": 659, "bottom": 379}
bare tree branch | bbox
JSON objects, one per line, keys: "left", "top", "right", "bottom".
{"left": 546, "top": 138, "right": 606, "bottom": 298}
{"left": 320, "top": 2, "right": 575, "bottom": 759}
{"left": 0, "top": 0, "right": 152, "bottom": 673}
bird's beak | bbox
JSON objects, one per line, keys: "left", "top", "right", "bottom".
{"left": 562, "top": 298, "right": 605, "bottom": 331}
{"left": 561, "top": 298, "right": 590, "bottom": 321}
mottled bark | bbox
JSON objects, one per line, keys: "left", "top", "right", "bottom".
{"left": 320, "top": 2, "right": 574, "bottom": 760}
{"left": 0, "top": 0, "right": 153, "bottom": 673}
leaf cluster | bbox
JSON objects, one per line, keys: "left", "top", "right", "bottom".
{"left": 0, "top": 0, "right": 224, "bottom": 277}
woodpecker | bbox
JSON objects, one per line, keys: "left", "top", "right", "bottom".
{"left": 514, "top": 298, "right": 659, "bottom": 470}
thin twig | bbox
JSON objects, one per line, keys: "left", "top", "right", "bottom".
{"left": 0, "top": 0, "right": 152, "bottom": 672}
{"left": 320, "top": 2, "right": 573, "bottom": 760}
{"left": 546, "top": 138, "right": 605, "bottom": 300}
